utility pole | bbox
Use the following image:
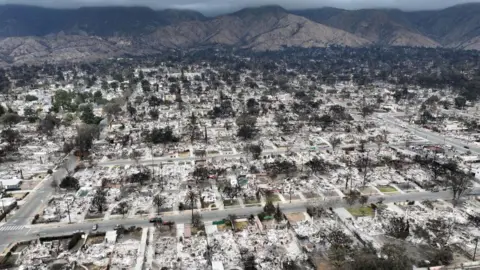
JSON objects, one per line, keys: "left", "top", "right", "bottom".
{"left": 204, "top": 125, "right": 208, "bottom": 144}
{"left": 66, "top": 198, "right": 72, "bottom": 224}
{"left": 1, "top": 199, "right": 6, "bottom": 222}
{"left": 473, "top": 238, "right": 479, "bottom": 261}
{"left": 289, "top": 186, "right": 293, "bottom": 203}
{"left": 160, "top": 163, "right": 164, "bottom": 191}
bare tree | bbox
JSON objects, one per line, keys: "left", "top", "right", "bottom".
{"left": 244, "top": 143, "right": 263, "bottom": 160}
{"left": 342, "top": 170, "right": 353, "bottom": 191}
{"left": 153, "top": 194, "right": 166, "bottom": 215}
{"left": 426, "top": 218, "right": 455, "bottom": 248}
{"left": 344, "top": 191, "right": 360, "bottom": 206}
{"left": 445, "top": 170, "right": 472, "bottom": 205}
{"left": 356, "top": 151, "right": 373, "bottom": 186}
{"left": 384, "top": 216, "right": 410, "bottom": 240}
{"left": 359, "top": 195, "right": 368, "bottom": 205}
{"left": 329, "top": 136, "right": 341, "bottom": 153}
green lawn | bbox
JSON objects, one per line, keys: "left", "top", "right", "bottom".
{"left": 377, "top": 186, "right": 398, "bottom": 193}
{"left": 223, "top": 199, "right": 239, "bottom": 206}
{"left": 347, "top": 206, "right": 374, "bottom": 217}
{"left": 359, "top": 187, "right": 379, "bottom": 195}
{"left": 234, "top": 221, "right": 249, "bottom": 231}
{"left": 267, "top": 194, "right": 281, "bottom": 203}
{"left": 244, "top": 197, "right": 261, "bottom": 206}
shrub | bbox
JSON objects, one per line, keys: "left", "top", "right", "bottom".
{"left": 25, "top": 95, "right": 38, "bottom": 101}
{"left": 32, "top": 214, "right": 40, "bottom": 224}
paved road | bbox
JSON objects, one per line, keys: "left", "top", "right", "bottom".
{"left": 97, "top": 148, "right": 305, "bottom": 166}
{"left": 382, "top": 114, "right": 480, "bottom": 155}
{"left": 2, "top": 186, "right": 479, "bottom": 250}
{"left": 3, "top": 155, "right": 76, "bottom": 226}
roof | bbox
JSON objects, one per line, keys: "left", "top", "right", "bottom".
{"left": 0, "top": 179, "right": 21, "bottom": 186}
{"left": 212, "top": 261, "right": 224, "bottom": 270}
{"left": 105, "top": 230, "right": 117, "bottom": 244}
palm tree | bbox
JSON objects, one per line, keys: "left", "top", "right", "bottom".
{"left": 185, "top": 190, "right": 198, "bottom": 222}
{"left": 186, "top": 112, "right": 200, "bottom": 143}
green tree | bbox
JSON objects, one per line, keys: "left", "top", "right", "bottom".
{"left": 92, "top": 188, "right": 107, "bottom": 213}
{"left": 93, "top": 90, "right": 103, "bottom": 104}
{"left": 103, "top": 102, "right": 122, "bottom": 118}
{"left": 23, "top": 107, "right": 38, "bottom": 123}
{"left": 38, "top": 114, "right": 60, "bottom": 136}
{"left": 80, "top": 105, "right": 101, "bottom": 125}
{"left": 327, "top": 228, "right": 354, "bottom": 268}
{"left": 25, "top": 95, "right": 38, "bottom": 101}
{"left": 153, "top": 194, "right": 166, "bottom": 215}
{"left": 264, "top": 200, "right": 275, "bottom": 215}
{"left": 1, "top": 128, "right": 21, "bottom": 152}
{"left": 75, "top": 124, "right": 99, "bottom": 156}
{"left": 60, "top": 176, "right": 80, "bottom": 190}
{"left": 274, "top": 203, "right": 283, "bottom": 222}
{"left": 53, "top": 90, "right": 75, "bottom": 112}
{"left": 0, "top": 113, "right": 21, "bottom": 127}
{"left": 118, "top": 201, "right": 130, "bottom": 218}
{"left": 101, "top": 80, "right": 109, "bottom": 91}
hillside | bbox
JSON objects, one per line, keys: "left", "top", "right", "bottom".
{"left": 142, "top": 6, "right": 370, "bottom": 51}
{"left": 294, "top": 4, "right": 480, "bottom": 49}
{"left": 1, "top": 4, "right": 480, "bottom": 65}
{"left": 0, "top": 5, "right": 205, "bottom": 37}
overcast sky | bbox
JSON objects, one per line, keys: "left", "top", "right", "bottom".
{"left": 2, "top": 0, "right": 479, "bottom": 15}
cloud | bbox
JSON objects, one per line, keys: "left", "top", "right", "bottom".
{"left": 3, "top": 0, "right": 480, "bottom": 14}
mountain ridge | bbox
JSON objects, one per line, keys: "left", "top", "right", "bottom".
{"left": 2, "top": 4, "right": 480, "bottom": 65}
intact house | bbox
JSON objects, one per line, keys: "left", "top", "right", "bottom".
{"left": 0, "top": 179, "right": 22, "bottom": 191}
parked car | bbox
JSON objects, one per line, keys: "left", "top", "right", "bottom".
{"left": 149, "top": 217, "right": 163, "bottom": 223}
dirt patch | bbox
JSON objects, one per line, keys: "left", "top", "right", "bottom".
{"left": 20, "top": 180, "right": 42, "bottom": 190}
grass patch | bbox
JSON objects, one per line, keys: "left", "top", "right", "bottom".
{"left": 234, "top": 221, "right": 248, "bottom": 231}
{"left": 9, "top": 192, "right": 29, "bottom": 200}
{"left": 216, "top": 223, "right": 232, "bottom": 231}
{"left": 267, "top": 194, "right": 281, "bottom": 202}
{"left": 86, "top": 235, "right": 105, "bottom": 245}
{"left": 377, "top": 185, "right": 398, "bottom": 193}
{"left": 84, "top": 213, "right": 105, "bottom": 220}
{"left": 359, "top": 187, "right": 379, "bottom": 195}
{"left": 223, "top": 199, "right": 239, "bottom": 206}
{"left": 303, "top": 192, "right": 320, "bottom": 199}
{"left": 178, "top": 152, "right": 189, "bottom": 157}
{"left": 244, "top": 197, "right": 260, "bottom": 205}
{"left": 347, "top": 206, "right": 374, "bottom": 217}
{"left": 191, "top": 225, "right": 205, "bottom": 235}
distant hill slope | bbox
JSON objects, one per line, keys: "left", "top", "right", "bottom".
{"left": 0, "top": 5, "right": 205, "bottom": 37}
{"left": 1, "top": 4, "right": 480, "bottom": 65}
{"left": 293, "top": 4, "right": 480, "bottom": 49}
{"left": 143, "top": 6, "right": 370, "bottom": 50}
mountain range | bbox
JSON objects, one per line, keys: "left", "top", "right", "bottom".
{"left": 1, "top": 4, "right": 480, "bottom": 65}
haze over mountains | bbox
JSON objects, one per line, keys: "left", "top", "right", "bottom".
{"left": 1, "top": 3, "right": 480, "bottom": 65}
